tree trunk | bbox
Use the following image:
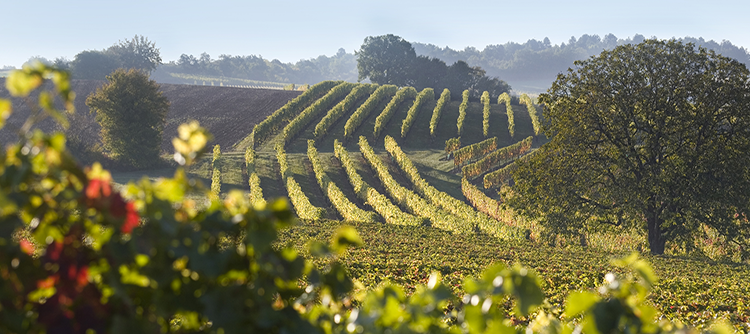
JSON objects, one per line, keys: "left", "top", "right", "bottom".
{"left": 647, "top": 215, "right": 666, "bottom": 255}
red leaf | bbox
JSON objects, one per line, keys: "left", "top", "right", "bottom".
{"left": 121, "top": 202, "right": 139, "bottom": 234}
{"left": 20, "top": 238, "right": 35, "bottom": 255}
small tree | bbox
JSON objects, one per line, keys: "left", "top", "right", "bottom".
{"left": 86, "top": 68, "right": 170, "bottom": 169}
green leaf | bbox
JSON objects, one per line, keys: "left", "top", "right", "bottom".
{"left": 565, "top": 291, "right": 600, "bottom": 316}
{"left": 0, "top": 99, "right": 11, "bottom": 130}
{"left": 331, "top": 225, "right": 362, "bottom": 254}
{"left": 6, "top": 70, "right": 43, "bottom": 96}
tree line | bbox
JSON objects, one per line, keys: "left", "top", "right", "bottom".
{"left": 356, "top": 34, "right": 511, "bottom": 101}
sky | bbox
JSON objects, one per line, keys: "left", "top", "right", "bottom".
{"left": 2, "top": 0, "right": 750, "bottom": 67}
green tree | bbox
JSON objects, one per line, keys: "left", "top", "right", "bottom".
{"left": 86, "top": 68, "right": 170, "bottom": 169}
{"left": 107, "top": 34, "right": 162, "bottom": 73}
{"left": 70, "top": 50, "right": 121, "bottom": 80}
{"left": 356, "top": 34, "right": 416, "bottom": 86}
{"left": 507, "top": 39, "right": 750, "bottom": 255}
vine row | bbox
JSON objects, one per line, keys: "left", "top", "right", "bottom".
{"left": 344, "top": 84, "right": 398, "bottom": 140}
{"left": 313, "top": 84, "right": 376, "bottom": 140}
{"left": 374, "top": 87, "right": 417, "bottom": 139}
{"left": 334, "top": 140, "right": 426, "bottom": 226}
{"left": 358, "top": 136, "right": 465, "bottom": 232}
{"left": 249, "top": 80, "right": 341, "bottom": 148}
{"left": 483, "top": 149, "right": 538, "bottom": 189}
{"left": 245, "top": 147, "right": 266, "bottom": 206}
{"left": 279, "top": 82, "right": 356, "bottom": 147}
{"left": 453, "top": 137, "right": 498, "bottom": 166}
{"left": 401, "top": 88, "right": 434, "bottom": 139}
{"left": 520, "top": 93, "right": 541, "bottom": 136}
{"left": 498, "top": 92, "right": 514, "bottom": 138}
{"left": 430, "top": 88, "right": 451, "bottom": 138}
{"left": 457, "top": 89, "right": 469, "bottom": 136}
{"left": 384, "top": 136, "right": 499, "bottom": 235}
{"left": 461, "top": 178, "right": 529, "bottom": 239}
{"left": 481, "top": 91, "right": 491, "bottom": 137}
{"left": 307, "top": 140, "right": 378, "bottom": 222}
{"left": 462, "top": 136, "right": 533, "bottom": 179}
{"left": 276, "top": 143, "right": 326, "bottom": 220}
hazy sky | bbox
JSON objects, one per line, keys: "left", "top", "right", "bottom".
{"left": 2, "top": 0, "right": 749, "bottom": 67}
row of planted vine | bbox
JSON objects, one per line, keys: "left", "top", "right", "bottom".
{"left": 343, "top": 84, "right": 398, "bottom": 139}
{"left": 358, "top": 136, "right": 467, "bottom": 233}
{"left": 400, "top": 88, "right": 434, "bottom": 139}
{"left": 374, "top": 87, "right": 417, "bottom": 138}
{"left": 430, "top": 88, "right": 451, "bottom": 138}
{"left": 483, "top": 148, "right": 538, "bottom": 189}
{"left": 307, "top": 139, "right": 378, "bottom": 222}
{"left": 452, "top": 136, "right": 498, "bottom": 166}
{"left": 313, "top": 84, "right": 376, "bottom": 140}
{"left": 245, "top": 146, "right": 266, "bottom": 206}
{"left": 384, "top": 136, "right": 527, "bottom": 239}
{"left": 462, "top": 136, "right": 533, "bottom": 179}
{"left": 276, "top": 143, "right": 326, "bottom": 219}
{"left": 334, "top": 139, "right": 427, "bottom": 226}
{"left": 249, "top": 80, "right": 341, "bottom": 148}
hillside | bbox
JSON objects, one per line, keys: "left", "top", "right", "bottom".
{"left": 0, "top": 79, "right": 301, "bottom": 152}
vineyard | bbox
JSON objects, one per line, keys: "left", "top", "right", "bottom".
{"left": 5, "top": 74, "right": 740, "bottom": 330}
{"left": 186, "top": 81, "right": 750, "bottom": 330}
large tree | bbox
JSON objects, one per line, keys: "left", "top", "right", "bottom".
{"left": 356, "top": 34, "right": 416, "bottom": 86}
{"left": 507, "top": 39, "right": 750, "bottom": 255}
{"left": 86, "top": 68, "right": 170, "bottom": 169}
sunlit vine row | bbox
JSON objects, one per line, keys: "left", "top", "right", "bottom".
{"left": 462, "top": 136, "right": 533, "bottom": 179}
{"left": 358, "top": 136, "right": 466, "bottom": 232}
{"left": 211, "top": 144, "right": 221, "bottom": 196}
{"left": 498, "top": 92, "right": 514, "bottom": 138}
{"left": 245, "top": 147, "right": 266, "bottom": 206}
{"left": 520, "top": 93, "right": 541, "bottom": 136}
{"left": 313, "top": 84, "right": 376, "bottom": 140}
{"left": 401, "top": 88, "right": 434, "bottom": 139}
{"left": 307, "top": 140, "right": 378, "bottom": 222}
{"left": 483, "top": 149, "right": 538, "bottom": 189}
{"left": 334, "top": 140, "right": 426, "bottom": 226}
{"left": 276, "top": 143, "right": 326, "bottom": 219}
{"left": 374, "top": 87, "right": 417, "bottom": 138}
{"left": 445, "top": 137, "right": 461, "bottom": 153}
{"left": 481, "top": 91, "right": 491, "bottom": 137}
{"left": 344, "top": 84, "right": 398, "bottom": 140}
{"left": 457, "top": 89, "right": 469, "bottom": 136}
{"left": 384, "top": 136, "right": 511, "bottom": 236}
{"left": 452, "top": 137, "right": 498, "bottom": 166}
{"left": 430, "top": 88, "right": 451, "bottom": 138}
{"left": 249, "top": 80, "right": 341, "bottom": 148}
{"left": 279, "top": 82, "right": 355, "bottom": 147}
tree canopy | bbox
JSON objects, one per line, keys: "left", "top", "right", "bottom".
{"left": 71, "top": 35, "right": 161, "bottom": 80}
{"left": 507, "top": 39, "right": 750, "bottom": 255}
{"left": 356, "top": 35, "right": 510, "bottom": 100}
{"left": 86, "top": 68, "right": 170, "bottom": 169}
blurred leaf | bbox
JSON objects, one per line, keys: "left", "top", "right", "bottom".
{"left": 6, "top": 70, "right": 43, "bottom": 96}
{"left": 565, "top": 291, "right": 599, "bottom": 316}
{"left": 331, "top": 225, "right": 362, "bottom": 254}
{"left": 0, "top": 99, "right": 10, "bottom": 130}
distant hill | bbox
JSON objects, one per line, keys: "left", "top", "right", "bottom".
{"left": 0, "top": 79, "right": 301, "bottom": 153}
{"left": 150, "top": 34, "right": 750, "bottom": 94}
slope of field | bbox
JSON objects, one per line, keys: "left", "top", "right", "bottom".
{"left": 0, "top": 78, "right": 301, "bottom": 152}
